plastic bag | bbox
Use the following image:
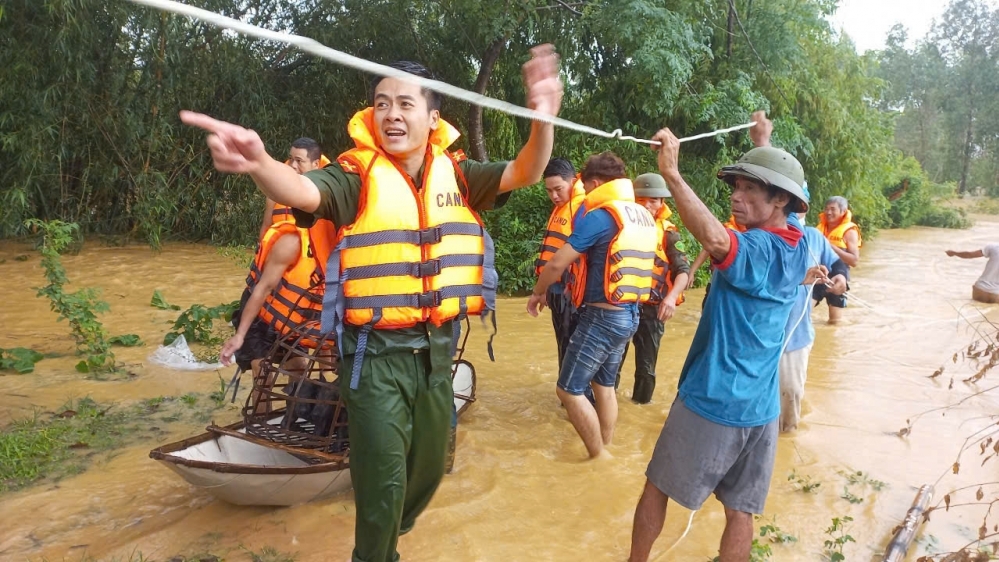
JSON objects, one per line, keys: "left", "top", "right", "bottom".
{"left": 148, "top": 334, "right": 222, "bottom": 371}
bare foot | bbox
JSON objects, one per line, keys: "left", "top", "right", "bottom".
{"left": 590, "top": 448, "right": 613, "bottom": 461}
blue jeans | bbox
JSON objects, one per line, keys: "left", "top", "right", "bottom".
{"left": 557, "top": 305, "right": 640, "bottom": 395}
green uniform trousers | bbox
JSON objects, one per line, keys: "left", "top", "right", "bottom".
{"left": 341, "top": 348, "right": 453, "bottom": 562}
{"left": 615, "top": 303, "right": 665, "bottom": 404}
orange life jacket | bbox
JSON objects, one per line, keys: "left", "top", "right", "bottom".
{"left": 649, "top": 205, "right": 685, "bottom": 306}
{"left": 818, "top": 209, "right": 862, "bottom": 250}
{"left": 567, "top": 179, "right": 657, "bottom": 307}
{"left": 246, "top": 223, "right": 325, "bottom": 345}
{"left": 724, "top": 215, "right": 747, "bottom": 232}
{"left": 535, "top": 179, "right": 585, "bottom": 277}
{"left": 326, "top": 108, "right": 486, "bottom": 333}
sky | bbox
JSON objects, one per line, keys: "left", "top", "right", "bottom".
{"left": 828, "top": 0, "right": 998, "bottom": 53}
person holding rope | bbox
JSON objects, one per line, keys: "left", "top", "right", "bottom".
{"left": 182, "top": 45, "right": 562, "bottom": 562}
{"left": 528, "top": 151, "right": 656, "bottom": 459}
{"left": 629, "top": 112, "right": 828, "bottom": 562}
{"left": 779, "top": 205, "right": 848, "bottom": 432}
{"left": 946, "top": 244, "right": 999, "bottom": 304}
{"left": 814, "top": 195, "right": 861, "bottom": 323}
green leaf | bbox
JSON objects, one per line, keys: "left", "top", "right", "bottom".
{"left": 151, "top": 290, "right": 181, "bottom": 310}
{"left": 163, "top": 332, "right": 179, "bottom": 346}
{"left": 0, "top": 347, "right": 45, "bottom": 374}
{"left": 109, "top": 334, "right": 143, "bottom": 347}
{"left": 75, "top": 360, "right": 90, "bottom": 373}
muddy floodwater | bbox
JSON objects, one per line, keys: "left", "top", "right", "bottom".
{"left": 1, "top": 215, "right": 998, "bottom": 561}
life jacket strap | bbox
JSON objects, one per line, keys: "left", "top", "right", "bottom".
{"left": 343, "top": 254, "right": 484, "bottom": 280}
{"left": 321, "top": 239, "right": 348, "bottom": 353}
{"left": 611, "top": 286, "right": 652, "bottom": 302}
{"left": 343, "top": 284, "right": 483, "bottom": 310}
{"left": 349, "top": 310, "right": 382, "bottom": 391}
{"left": 450, "top": 297, "right": 468, "bottom": 357}
{"left": 341, "top": 223, "right": 483, "bottom": 249}
{"left": 613, "top": 249, "right": 656, "bottom": 261}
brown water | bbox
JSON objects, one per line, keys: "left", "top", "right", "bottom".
{"left": 1, "top": 217, "right": 998, "bottom": 561}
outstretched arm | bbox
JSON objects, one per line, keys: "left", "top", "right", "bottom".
{"left": 180, "top": 111, "right": 321, "bottom": 213}
{"left": 946, "top": 249, "right": 984, "bottom": 259}
{"left": 499, "top": 45, "right": 563, "bottom": 193}
{"left": 652, "top": 129, "right": 731, "bottom": 262}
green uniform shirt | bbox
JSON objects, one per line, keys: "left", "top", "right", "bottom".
{"left": 293, "top": 158, "right": 509, "bottom": 357}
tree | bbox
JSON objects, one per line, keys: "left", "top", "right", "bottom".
{"left": 1, "top": 0, "right": 913, "bottom": 291}
{"left": 875, "top": 0, "right": 999, "bottom": 195}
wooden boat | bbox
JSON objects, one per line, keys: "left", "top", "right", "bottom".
{"left": 149, "top": 360, "right": 477, "bottom": 506}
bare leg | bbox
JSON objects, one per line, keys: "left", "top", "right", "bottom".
{"left": 718, "top": 507, "right": 753, "bottom": 562}
{"left": 556, "top": 387, "right": 606, "bottom": 458}
{"left": 827, "top": 303, "right": 843, "bottom": 324}
{"left": 591, "top": 383, "right": 618, "bottom": 445}
{"left": 629, "top": 479, "right": 669, "bottom": 562}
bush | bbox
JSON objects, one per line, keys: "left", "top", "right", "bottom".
{"left": 883, "top": 157, "right": 932, "bottom": 228}
{"left": 971, "top": 198, "right": 999, "bottom": 215}
{"left": 916, "top": 207, "right": 972, "bottom": 229}
{"left": 882, "top": 159, "right": 971, "bottom": 230}
{"left": 482, "top": 185, "right": 551, "bottom": 295}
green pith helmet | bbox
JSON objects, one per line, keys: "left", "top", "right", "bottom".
{"left": 633, "top": 173, "right": 671, "bottom": 199}
{"left": 717, "top": 146, "right": 809, "bottom": 213}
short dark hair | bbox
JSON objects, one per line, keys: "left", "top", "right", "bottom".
{"left": 291, "top": 137, "right": 321, "bottom": 162}
{"left": 765, "top": 184, "right": 795, "bottom": 217}
{"left": 580, "top": 151, "right": 627, "bottom": 183}
{"left": 543, "top": 158, "right": 575, "bottom": 181}
{"left": 369, "top": 61, "right": 443, "bottom": 112}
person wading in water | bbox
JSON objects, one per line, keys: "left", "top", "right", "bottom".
{"left": 629, "top": 113, "right": 828, "bottom": 562}
{"left": 814, "top": 195, "right": 861, "bottom": 323}
{"left": 181, "top": 45, "right": 562, "bottom": 562}
{"left": 529, "top": 151, "right": 657, "bottom": 459}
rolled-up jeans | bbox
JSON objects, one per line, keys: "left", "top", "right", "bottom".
{"left": 557, "top": 305, "right": 640, "bottom": 395}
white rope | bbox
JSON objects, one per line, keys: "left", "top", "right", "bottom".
{"left": 661, "top": 509, "right": 697, "bottom": 557}
{"left": 781, "top": 244, "right": 825, "bottom": 356}
{"left": 125, "top": 0, "right": 755, "bottom": 146}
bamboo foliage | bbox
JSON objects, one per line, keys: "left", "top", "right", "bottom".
{"left": 1, "top": 0, "right": 979, "bottom": 290}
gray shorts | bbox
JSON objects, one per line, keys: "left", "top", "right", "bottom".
{"left": 646, "top": 399, "right": 778, "bottom": 514}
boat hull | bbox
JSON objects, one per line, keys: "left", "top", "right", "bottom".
{"left": 151, "top": 360, "right": 476, "bottom": 506}
{"left": 150, "top": 420, "right": 351, "bottom": 506}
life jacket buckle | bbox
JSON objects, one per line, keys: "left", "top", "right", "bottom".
{"left": 415, "top": 259, "right": 442, "bottom": 278}
{"left": 419, "top": 226, "right": 443, "bottom": 245}
{"left": 609, "top": 252, "right": 623, "bottom": 264}
{"left": 418, "top": 290, "right": 442, "bottom": 308}
{"left": 610, "top": 271, "right": 623, "bottom": 282}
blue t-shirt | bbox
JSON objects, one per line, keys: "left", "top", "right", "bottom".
{"left": 677, "top": 219, "right": 810, "bottom": 427}
{"left": 783, "top": 226, "right": 839, "bottom": 353}
{"left": 565, "top": 208, "right": 638, "bottom": 311}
